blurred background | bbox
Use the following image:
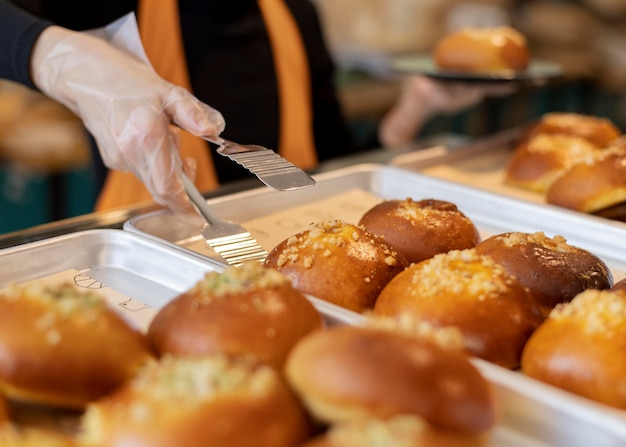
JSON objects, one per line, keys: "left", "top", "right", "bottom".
{"left": 1, "top": 0, "right": 625, "bottom": 233}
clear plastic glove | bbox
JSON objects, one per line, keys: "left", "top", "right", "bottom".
{"left": 30, "top": 20, "right": 225, "bottom": 214}
{"left": 379, "top": 75, "right": 515, "bottom": 148}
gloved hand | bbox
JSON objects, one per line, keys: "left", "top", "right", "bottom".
{"left": 379, "top": 75, "right": 515, "bottom": 148}
{"left": 30, "top": 23, "right": 225, "bottom": 214}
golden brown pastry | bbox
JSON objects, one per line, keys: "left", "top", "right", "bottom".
{"left": 299, "top": 415, "right": 485, "bottom": 447}
{"left": 147, "top": 262, "right": 323, "bottom": 371}
{"left": 80, "top": 354, "right": 311, "bottom": 447}
{"left": 546, "top": 145, "right": 626, "bottom": 213}
{"left": 373, "top": 249, "right": 543, "bottom": 369}
{"left": 521, "top": 289, "right": 626, "bottom": 409}
{"left": 265, "top": 220, "right": 409, "bottom": 313}
{"left": 474, "top": 232, "right": 613, "bottom": 317}
{"left": 524, "top": 112, "right": 622, "bottom": 148}
{"left": 358, "top": 198, "right": 480, "bottom": 264}
{"left": 0, "top": 282, "right": 154, "bottom": 409}
{"left": 433, "top": 26, "right": 530, "bottom": 72}
{"left": 504, "top": 133, "right": 602, "bottom": 193}
{"left": 285, "top": 324, "right": 496, "bottom": 436}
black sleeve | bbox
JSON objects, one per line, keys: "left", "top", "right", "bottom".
{"left": 0, "top": 0, "right": 53, "bottom": 88}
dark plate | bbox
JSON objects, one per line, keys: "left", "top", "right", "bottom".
{"left": 391, "top": 55, "right": 563, "bottom": 84}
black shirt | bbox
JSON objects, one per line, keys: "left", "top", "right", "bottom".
{"left": 6, "top": 0, "right": 358, "bottom": 185}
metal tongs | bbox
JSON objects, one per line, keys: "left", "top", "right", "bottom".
{"left": 201, "top": 136, "right": 316, "bottom": 191}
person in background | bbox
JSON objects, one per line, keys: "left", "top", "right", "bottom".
{"left": 2, "top": 0, "right": 512, "bottom": 214}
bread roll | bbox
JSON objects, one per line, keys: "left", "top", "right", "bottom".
{"left": 546, "top": 146, "right": 626, "bottom": 213}
{"left": 80, "top": 354, "right": 311, "bottom": 447}
{"left": 0, "top": 282, "right": 154, "bottom": 409}
{"left": 374, "top": 249, "right": 542, "bottom": 369}
{"left": 474, "top": 232, "right": 613, "bottom": 317}
{"left": 358, "top": 198, "right": 480, "bottom": 264}
{"left": 525, "top": 112, "right": 622, "bottom": 148}
{"left": 285, "top": 324, "right": 496, "bottom": 435}
{"left": 147, "top": 262, "right": 323, "bottom": 370}
{"left": 504, "top": 133, "right": 602, "bottom": 193}
{"left": 433, "top": 26, "right": 530, "bottom": 72}
{"left": 521, "top": 289, "right": 626, "bottom": 409}
{"left": 265, "top": 220, "right": 409, "bottom": 313}
{"left": 299, "top": 415, "right": 485, "bottom": 447}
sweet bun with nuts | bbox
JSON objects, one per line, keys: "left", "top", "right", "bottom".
{"left": 285, "top": 322, "right": 496, "bottom": 436}
{"left": 147, "top": 262, "right": 323, "bottom": 370}
{"left": 474, "top": 232, "right": 613, "bottom": 317}
{"left": 504, "top": 113, "right": 622, "bottom": 194}
{"left": 358, "top": 198, "right": 480, "bottom": 264}
{"left": 521, "top": 289, "right": 626, "bottom": 409}
{"left": 374, "top": 249, "right": 543, "bottom": 369}
{"left": 0, "top": 282, "right": 154, "bottom": 409}
{"left": 265, "top": 220, "right": 409, "bottom": 313}
{"left": 546, "top": 145, "right": 626, "bottom": 213}
{"left": 433, "top": 26, "right": 530, "bottom": 72}
{"left": 524, "top": 112, "right": 622, "bottom": 148}
{"left": 286, "top": 320, "right": 496, "bottom": 436}
{"left": 80, "top": 354, "right": 311, "bottom": 447}
{"left": 504, "top": 133, "right": 602, "bottom": 193}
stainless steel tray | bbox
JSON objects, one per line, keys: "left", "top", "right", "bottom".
{"left": 0, "top": 229, "right": 359, "bottom": 328}
{"left": 125, "top": 163, "right": 626, "bottom": 446}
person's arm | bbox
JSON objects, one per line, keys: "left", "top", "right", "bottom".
{"left": 0, "top": 0, "right": 52, "bottom": 88}
{"left": 378, "top": 76, "right": 516, "bottom": 148}
{"left": 1, "top": 1, "right": 225, "bottom": 213}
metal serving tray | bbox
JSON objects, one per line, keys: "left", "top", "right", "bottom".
{"left": 126, "top": 163, "right": 626, "bottom": 446}
{"left": 0, "top": 229, "right": 360, "bottom": 329}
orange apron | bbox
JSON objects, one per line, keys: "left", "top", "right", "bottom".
{"left": 95, "top": 0, "right": 317, "bottom": 211}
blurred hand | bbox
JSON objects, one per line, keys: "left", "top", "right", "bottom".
{"left": 30, "top": 26, "right": 225, "bottom": 213}
{"left": 379, "top": 75, "right": 515, "bottom": 148}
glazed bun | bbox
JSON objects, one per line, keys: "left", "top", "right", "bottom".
{"left": 148, "top": 262, "right": 323, "bottom": 370}
{"left": 474, "top": 232, "right": 613, "bottom": 317}
{"left": 265, "top": 220, "right": 409, "bottom": 313}
{"left": 358, "top": 198, "right": 480, "bottom": 264}
{"left": 525, "top": 112, "right": 622, "bottom": 148}
{"left": 285, "top": 324, "right": 496, "bottom": 435}
{"left": 0, "top": 282, "right": 154, "bottom": 409}
{"left": 374, "top": 249, "right": 542, "bottom": 369}
{"left": 80, "top": 354, "right": 311, "bottom": 447}
{"left": 504, "top": 113, "right": 622, "bottom": 194}
{"left": 299, "top": 415, "right": 485, "bottom": 447}
{"left": 546, "top": 146, "right": 626, "bottom": 213}
{"left": 521, "top": 289, "right": 626, "bottom": 409}
{"left": 613, "top": 277, "right": 626, "bottom": 293}
{"left": 504, "top": 133, "right": 601, "bottom": 193}
{"left": 433, "top": 26, "right": 530, "bottom": 72}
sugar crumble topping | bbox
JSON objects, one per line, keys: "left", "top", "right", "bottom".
{"left": 496, "top": 231, "right": 576, "bottom": 254}
{"left": 192, "top": 262, "right": 290, "bottom": 302}
{"left": 131, "top": 354, "right": 275, "bottom": 404}
{"left": 274, "top": 220, "right": 401, "bottom": 269}
{"left": 1, "top": 282, "right": 107, "bottom": 346}
{"left": 550, "top": 289, "right": 626, "bottom": 335}
{"left": 409, "top": 249, "right": 514, "bottom": 300}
